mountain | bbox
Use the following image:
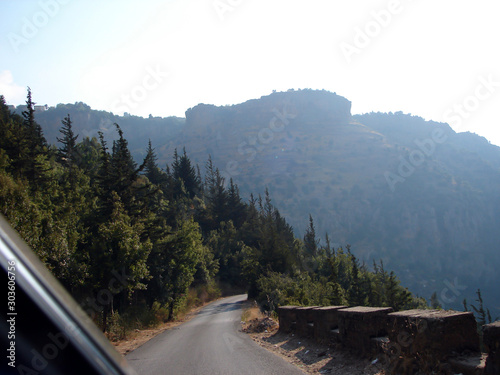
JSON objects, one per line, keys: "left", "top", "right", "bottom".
{"left": 18, "top": 101, "right": 184, "bottom": 160}
{"left": 30, "top": 89, "right": 500, "bottom": 313}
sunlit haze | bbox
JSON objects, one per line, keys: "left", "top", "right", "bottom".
{"left": 1, "top": 0, "right": 500, "bottom": 145}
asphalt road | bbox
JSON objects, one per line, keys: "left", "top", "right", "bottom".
{"left": 125, "top": 294, "right": 305, "bottom": 375}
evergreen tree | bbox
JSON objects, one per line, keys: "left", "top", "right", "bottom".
{"left": 8, "top": 88, "right": 48, "bottom": 182}
{"left": 239, "top": 194, "right": 262, "bottom": 249}
{"left": 23, "top": 89, "right": 47, "bottom": 160}
{"left": 90, "top": 192, "right": 151, "bottom": 331}
{"left": 207, "top": 221, "right": 245, "bottom": 287}
{"left": 303, "top": 214, "right": 318, "bottom": 257}
{"left": 385, "top": 271, "right": 412, "bottom": 311}
{"left": 0, "top": 97, "right": 17, "bottom": 173}
{"left": 470, "top": 289, "right": 492, "bottom": 326}
{"left": 226, "top": 178, "right": 246, "bottom": 228}
{"left": 95, "top": 131, "right": 114, "bottom": 219}
{"left": 348, "top": 252, "right": 363, "bottom": 305}
{"left": 57, "top": 114, "right": 79, "bottom": 186}
{"left": 258, "top": 191, "right": 296, "bottom": 275}
{"left": 172, "top": 148, "right": 200, "bottom": 198}
{"left": 430, "top": 291, "right": 442, "bottom": 309}
{"left": 22, "top": 87, "right": 47, "bottom": 151}
{"left": 111, "top": 123, "right": 138, "bottom": 184}
{"left": 96, "top": 124, "right": 144, "bottom": 218}
{"left": 196, "top": 164, "right": 204, "bottom": 193}
{"left": 324, "top": 233, "right": 332, "bottom": 258}
{"left": 57, "top": 114, "right": 79, "bottom": 166}
{"left": 203, "top": 155, "right": 229, "bottom": 230}
{"left": 0, "top": 95, "right": 10, "bottom": 125}
{"left": 152, "top": 219, "right": 205, "bottom": 319}
{"left": 142, "top": 139, "right": 165, "bottom": 185}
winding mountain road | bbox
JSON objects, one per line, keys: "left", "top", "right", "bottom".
{"left": 126, "top": 294, "right": 305, "bottom": 375}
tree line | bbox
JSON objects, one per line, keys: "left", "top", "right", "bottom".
{"left": 0, "top": 90, "right": 429, "bottom": 334}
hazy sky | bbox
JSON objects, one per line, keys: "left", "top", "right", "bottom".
{"left": 1, "top": 0, "right": 500, "bottom": 145}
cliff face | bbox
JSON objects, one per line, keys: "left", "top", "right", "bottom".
{"left": 168, "top": 90, "right": 500, "bottom": 310}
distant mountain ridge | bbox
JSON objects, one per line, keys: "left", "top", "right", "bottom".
{"left": 30, "top": 89, "right": 500, "bottom": 313}
{"left": 17, "top": 101, "right": 184, "bottom": 160}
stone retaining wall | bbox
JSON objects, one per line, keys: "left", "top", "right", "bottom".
{"left": 278, "top": 305, "right": 499, "bottom": 374}
{"left": 483, "top": 321, "right": 500, "bottom": 375}
{"left": 312, "top": 306, "right": 346, "bottom": 344}
{"left": 338, "top": 306, "right": 393, "bottom": 354}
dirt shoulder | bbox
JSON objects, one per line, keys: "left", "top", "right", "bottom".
{"left": 241, "top": 311, "right": 386, "bottom": 374}
{"left": 247, "top": 329, "right": 386, "bottom": 374}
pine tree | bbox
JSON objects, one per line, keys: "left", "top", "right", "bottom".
{"left": 324, "top": 233, "right": 332, "bottom": 258}
{"left": 111, "top": 123, "right": 137, "bottom": 183}
{"left": 0, "top": 97, "right": 18, "bottom": 173}
{"left": 327, "top": 256, "right": 345, "bottom": 305}
{"left": 142, "top": 139, "right": 165, "bottom": 185}
{"left": 204, "top": 155, "right": 228, "bottom": 229}
{"left": 239, "top": 194, "right": 261, "bottom": 249}
{"left": 57, "top": 114, "right": 80, "bottom": 187}
{"left": 385, "top": 271, "right": 412, "bottom": 311}
{"left": 152, "top": 219, "right": 205, "bottom": 320}
{"left": 471, "top": 289, "right": 491, "bottom": 326}
{"left": 22, "top": 87, "right": 46, "bottom": 151}
{"left": 0, "top": 95, "right": 10, "bottom": 125}
{"left": 104, "top": 124, "right": 143, "bottom": 216}
{"left": 226, "top": 178, "right": 246, "bottom": 228}
{"left": 57, "top": 114, "right": 79, "bottom": 166}
{"left": 303, "top": 214, "right": 318, "bottom": 257}
{"left": 74, "top": 136, "right": 102, "bottom": 177}
{"left": 430, "top": 291, "right": 442, "bottom": 309}
{"left": 348, "top": 252, "right": 364, "bottom": 305}
{"left": 172, "top": 148, "right": 200, "bottom": 198}
{"left": 95, "top": 131, "right": 114, "bottom": 219}
{"left": 196, "top": 164, "right": 203, "bottom": 193}
{"left": 263, "top": 189, "right": 273, "bottom": 219}
{"left": 90, "top": 192, "right": 151, "bottom": 331}
{"left": 15, "top": 88, "right": 48, "bottom": 182}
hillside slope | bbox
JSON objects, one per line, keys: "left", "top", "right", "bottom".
{"left": 164, "top": 90, "right": 500, "bottom": 311}
{"left": 31, "top": 90, "right": 500, "bottom": 312}
{"left": 20, "top": 102, "right": 184, "bottom": 160}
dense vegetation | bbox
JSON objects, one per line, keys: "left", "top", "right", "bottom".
{"left": 1, "top": 91, "right": 430, "bottom": 336}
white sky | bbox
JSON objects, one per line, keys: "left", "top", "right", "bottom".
{"left": 1, "top": 0, "right": 500, "bottom": 146}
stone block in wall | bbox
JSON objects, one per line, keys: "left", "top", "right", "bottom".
{"left": 483, "top": 320, "right": 500, "bottom": 375}
{"left": 387, "top": 309, "right": 480, "bottom": 370}
{"left": 296, "top": 306, "right": 319, "bottom": 338}
{"left": 278, "top": 306, "right": 298, "bottom": 333}
{"left": 338, "top": 306, "right": 393, "bottom": 354}
{"left": 312, "top": 306, "right": 346, "bottom": 344}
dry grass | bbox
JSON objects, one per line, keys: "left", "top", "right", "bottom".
{"left": 242, "top": 304, "right": 267, "bottom": 323}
